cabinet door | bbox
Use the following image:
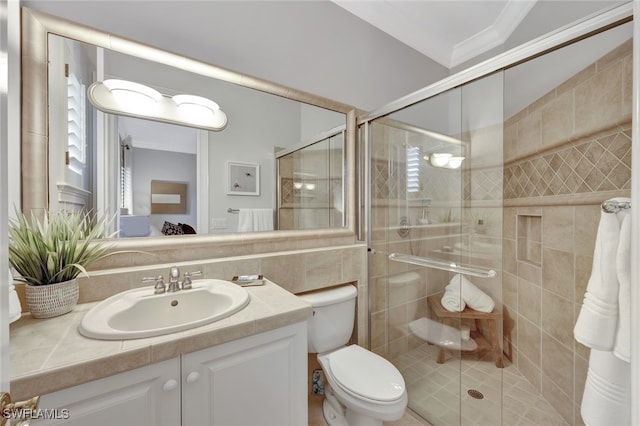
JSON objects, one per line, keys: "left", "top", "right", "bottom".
{"left": 182, "top": 322, "right": 307, "bottom": 426}
{"left": 34, "top": 358, "right": 181, "bottom": 425}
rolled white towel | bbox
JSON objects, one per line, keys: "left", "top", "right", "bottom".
{"left": 441, "top": 289, "right": 465, "bottom": 312}
{"left": 447, "top": 274, "right": 495, "bottom": 313}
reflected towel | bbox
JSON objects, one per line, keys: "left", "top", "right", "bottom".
{"left": 574, "top": 206, "right": 622, "bottom": 350}
{"left": 446, "top": 274, "right": 495, "bottom": 313}
{"left": 441, "top": 288, "right": 465, "bottom": 312}
{"left": 237, "top": 209, "right": 274, "bottom": 232}
{"left": 252, "top": 208, "right": 273, "bottom": 232}
{"left": 614, "top": 212, "right": 631, "bottom": 362}
{"left": 581, "top": 349, "right": 630, "bottom": 426}
{"left": 237, "top": 209, "right": 254, "bottom": 232}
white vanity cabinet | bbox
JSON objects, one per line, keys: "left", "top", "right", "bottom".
{"left": 181, "top": 322, "right": 307, "bottom": 426}
{"left": 34, "top": 358, "right": 181, "bottom": 425}
{"left": 33, "top": 322, "right": 307, "bottom": 426}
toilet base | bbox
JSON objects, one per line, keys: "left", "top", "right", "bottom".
{"left": 323, "top": 385, "right": 385, "bottom": 426}
{"left": 323, "top": 391, "right": 348, "bottom": 426}
{"left": 345, "top": 409, "right": 384, "bottom": 426}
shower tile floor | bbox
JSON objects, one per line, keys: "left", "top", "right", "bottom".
{"left": 393, "top": 342, "right": 569, "bottom": 426}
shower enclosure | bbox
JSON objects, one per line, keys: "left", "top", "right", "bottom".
{"left": 276, "top": 131, "right": 344, "bottom": 230}
{"left": 365, "top": 72, "right": 505, "bottom": 426}
{"left": 361, "top": 4, "right": 633, "bottom": 425}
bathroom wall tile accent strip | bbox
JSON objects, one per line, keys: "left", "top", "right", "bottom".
{"left": 372, "top": 158, "right": 462, "bottom": 203}
{"left": 504, "top": 127, "right": 631, "bottom": 200}
{"left": 464, "top": 166, "right": 504, "bottom": 201}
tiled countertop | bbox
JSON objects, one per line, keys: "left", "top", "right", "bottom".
{"left": 10, "top": 280, "right": 312, "bottom": 400}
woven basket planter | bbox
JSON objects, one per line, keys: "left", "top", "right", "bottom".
{"left": 24, "top": 279, "right": 79, "bottom": 319}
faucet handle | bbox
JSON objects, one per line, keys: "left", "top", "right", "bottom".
{"left": 143, "top": 275, "right": 166, "bottom": 294}
{"left": 154, "top": 276, "right": 166, "bottom": 294}
{"left": 181, "top": 271, "right": 202, "bottom": 290}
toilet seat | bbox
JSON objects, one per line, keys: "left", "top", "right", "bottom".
{"left": 321, "top": 345, "right": 405, "bottom": 404}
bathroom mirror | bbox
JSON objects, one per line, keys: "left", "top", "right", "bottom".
{"left": 22, "top": 8, "right": 357, "bottom": 246}
{"left": 47, "top": 33, "right": 346, "bottom": 237}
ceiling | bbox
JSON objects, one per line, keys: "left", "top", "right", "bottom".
{"left": 33, "top": 0, "right": 631, "bottom": 154}
{"left": 332, "top": 0, "right": 536, "bottom": 68}
{"left": 111, "top": 0, "right": 632, "bottom": 155}
{"left": 331, "top": 0, "right": 627, "bottom": 69}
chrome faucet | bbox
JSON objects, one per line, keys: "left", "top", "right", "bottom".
{"left": 167, "top": 266, "right": 181, "bottom": 292}
{"left": 143, "top": 267, "right": 202, "bottom": 294}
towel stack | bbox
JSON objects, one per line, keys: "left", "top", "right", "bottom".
{"left": 440, "top": 274, "right": 495, "bottom": 313}
{"left": 573, "top": 197, "right": 631, "bottom": 426}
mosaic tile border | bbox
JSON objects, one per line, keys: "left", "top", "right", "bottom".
{"left": 504, "top": 126, "right": 631, "bottom": 200}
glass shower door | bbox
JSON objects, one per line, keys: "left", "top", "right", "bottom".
{"left": 366, "top": 71, "right": 504, "bottom": 425}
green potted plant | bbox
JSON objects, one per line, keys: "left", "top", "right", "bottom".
{"left": 8, "top": 210, "right": 114, "bottom": 318}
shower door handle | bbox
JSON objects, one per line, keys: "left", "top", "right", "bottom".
{"left": 388, "top": 253, "right": 497, "bottom": 278}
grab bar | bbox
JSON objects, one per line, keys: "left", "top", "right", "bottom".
{"left": 388, "top": 253, "right": 497, "bottom": 278}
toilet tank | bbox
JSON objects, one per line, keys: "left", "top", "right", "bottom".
{"left": 298, "top": 285, "right": 357, "bottom": 353}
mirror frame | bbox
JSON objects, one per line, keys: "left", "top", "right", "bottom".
{"left": 21, "top": 7, "right": 358, "bottom": 262}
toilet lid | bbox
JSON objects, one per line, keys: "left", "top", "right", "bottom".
{"left": 327, "top": 345, "right": 405, "bottom": 402}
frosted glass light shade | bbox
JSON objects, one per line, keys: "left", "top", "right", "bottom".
{"left": 173, "top": 94, "right": 220, "bottom": 111}
{"left": 429, "top": 153, "right": 453, "bottom": 167}
{"left": 103, "top": 79, "right": 161, "bottom": 110}
{"left": 446, "top": 156, "right": 465, "bottom": 169}
{"left": 173, "top": 94, "right": 226, "bottom": 128}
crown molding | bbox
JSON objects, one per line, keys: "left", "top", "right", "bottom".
{"left": 450, "top": 0, "right": 537, "bottom": 67}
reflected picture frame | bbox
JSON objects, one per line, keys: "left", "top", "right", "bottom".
{"left": 226, "top": 162, "right": 260, "bottom": 196}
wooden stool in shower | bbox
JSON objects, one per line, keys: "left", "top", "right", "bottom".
{"left": 427, "top": 294, "right": 503, "bottom": 368}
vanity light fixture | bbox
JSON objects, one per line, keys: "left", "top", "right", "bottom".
{"left": 293, "top": 182, "right": 316, "bottom": 191}
{"left": 87, "top": 79, "right": 228, "bottom": 132}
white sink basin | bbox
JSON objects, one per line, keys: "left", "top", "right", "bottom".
{"left": 79, "top": 279, "right": 250, "bottom": 340}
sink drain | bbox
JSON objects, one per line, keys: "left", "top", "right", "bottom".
{"left": 467, "top": 389, "right": 484, "bottom": 400}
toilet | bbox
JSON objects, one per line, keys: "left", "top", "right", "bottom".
{"left": 299, "top": 285, "right": 407, "bottom": 426}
